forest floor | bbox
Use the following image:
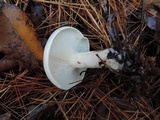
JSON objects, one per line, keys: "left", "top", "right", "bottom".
{"left": 0, "top": 0, "right": 160, "bottom": 120}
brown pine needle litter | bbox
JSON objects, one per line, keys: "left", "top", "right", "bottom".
{"left": 0, "top": 0, "right": 160, "bottom": 120}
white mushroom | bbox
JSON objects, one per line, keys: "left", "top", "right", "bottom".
{"left": 43, "top": 26, "right": 124, "bottom": 90}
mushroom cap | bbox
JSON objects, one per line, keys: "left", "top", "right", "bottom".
{"left": 43, "top": 26, "right": 89, "bottom": 90}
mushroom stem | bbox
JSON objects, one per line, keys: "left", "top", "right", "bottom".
{"left": 70, "top": 48, "right": 124, "bottom": 70}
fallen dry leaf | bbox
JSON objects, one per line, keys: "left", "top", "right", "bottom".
{"left": 0, "top": 3, "right": 43, "bottom": 71}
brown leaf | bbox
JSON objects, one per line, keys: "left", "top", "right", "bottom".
{"left": 1, "top": 3, "right": 43, "bottom": 60}
{"left": 0, "top": 3, "right": 43, "bottom": 71}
